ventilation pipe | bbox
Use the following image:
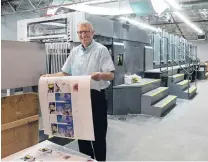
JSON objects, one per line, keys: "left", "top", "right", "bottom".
{"left": 128, "top": 0, "right": 169, "bottom": 16}
{"left": 46, "top": 0, "right": 170, "bottom": 16}
{"left": 180, "top": 0, "right": 208, "bottom": 10}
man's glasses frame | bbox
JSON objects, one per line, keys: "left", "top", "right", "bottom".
{"left": 77, "top": 30, "right": 92, "bottom": 35}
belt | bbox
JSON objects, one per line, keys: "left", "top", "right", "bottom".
{"left": 91, "top": 89, "right": 106, "bottom": 93}
{"left": 101, "top": 89, "right": 106, "bottom": 93}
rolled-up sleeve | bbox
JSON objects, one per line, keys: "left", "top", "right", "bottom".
{"left": 100, "top": 47, "right": 115, "bottom": 72}
{"left": 61, "top": 50, "right": 74, "bottom": 74}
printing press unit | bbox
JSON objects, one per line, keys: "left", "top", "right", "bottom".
{"left": 7, "top": 11, "right": 204, "bottom": 117}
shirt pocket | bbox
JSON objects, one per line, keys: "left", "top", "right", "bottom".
{"left": 87, "top": 54, "right": 99, "bottom": 72}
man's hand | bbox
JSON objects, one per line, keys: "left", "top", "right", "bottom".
{"left": 91, "top": 72, "right": 114, "bottom": 81}
{"left": 91, "top": 72, "right": 102, "bottom": 81}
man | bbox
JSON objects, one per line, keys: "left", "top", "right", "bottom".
{"left": 42, "top": 20, "right": 115, "bottom": 161}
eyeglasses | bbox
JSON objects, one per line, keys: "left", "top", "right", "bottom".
{"left": 77, "top": 30, "right": 91, "bottom": 35}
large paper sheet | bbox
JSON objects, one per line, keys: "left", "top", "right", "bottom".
{"left": 39, "top": 76, "right": 94, "bottom": 141}
{"left": 14, "top": 147, "right": 91, "bottom": 162}
{"left": 8, "top": 141, "right": 94, "bottom": 162}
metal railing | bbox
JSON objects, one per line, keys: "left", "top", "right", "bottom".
{"left": 171, "top": 43, "right": 198, "bottom": 98}
{"left": 159, "top": 39, "right": 198, "bottom": 99}
{"left": 159, "top": 36, "right": 169, "bottom": 74}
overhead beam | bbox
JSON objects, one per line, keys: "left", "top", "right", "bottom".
{"left": 180, "top": 0, "right": 208, "bottom": 5}
{"left": 169, "top": 12, "right": 185, "bottom": 38}
{"left": 1, "top": 0, "right": 108, "bottom": 16}
{"left": 151, "top": 19, "right": 208, "bottom": 25}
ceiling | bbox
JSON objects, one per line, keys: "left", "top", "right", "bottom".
{"left": 139, "top": 0, "right": 208, "bottom": 40}
{"left": 1, "top": 0, "right": 208, "bottom": 40}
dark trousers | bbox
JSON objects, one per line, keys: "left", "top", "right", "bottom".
{"left": 78, "top": 89, "right": 108, "bottom": 161}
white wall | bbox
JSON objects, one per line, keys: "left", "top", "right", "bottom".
{"left": 191, "top": 41, "right": 208, "bottom": 62}
{"left": 1, "top": 12, "right": 40, "bottom": 40}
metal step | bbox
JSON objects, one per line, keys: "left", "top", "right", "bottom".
{"left": 141, "top": 94, "right": 177, "bottom": 117}
{"left": 168, "top": 73, "right": 184, "bottom": 84}
{"left": 141, "top": 79, "right": 161, "bottom": 94}
{"left": 183, "top": 86, "right": 197, "bottom": 98}
{"left": 176, "top": 80, "right": 190, "bottom": 90}
{"left": 142, "top": 87, "right": 169, "bottom": 105}
{"left": 153, "top": 95, "right": 177, "bottom": 116}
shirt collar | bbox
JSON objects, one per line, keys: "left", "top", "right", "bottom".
{"left": 80, "top": 39, "right": 95, "bottom": 52}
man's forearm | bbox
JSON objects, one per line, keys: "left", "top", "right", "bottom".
{"left": 101, "top": 72, "right": 114, "bottom": 81}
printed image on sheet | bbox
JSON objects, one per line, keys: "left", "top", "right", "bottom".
{"left": 39, "top": 76, "right": 94, "bottom": 140}
{"left": 72, "top": 82, "right": 79, "bottom": 92}
{"left": 48, "top": 83, "right": 54, "bottom": 93}
{"left": 57, "top": 115, "right": 73, "bottom": 124}
{"left": 55, "top": 93, "right": 71, "bottom": 102}
{"left": 51, "top": 123, "right": 58, "bottom": 135}
{"left": 55, "top": 81, "right": 71, "bottom": 93}
{"left": 13, "top": 147, "right": 92, "bottom": 162}
{"left": 49, "top": 102, "right": 56, "bottom": 114}
{"left": 58, "top": 124, "right": 74, "bottom": 138}
{"left": 56, "top": 102, "right": 72, "bottom": 115}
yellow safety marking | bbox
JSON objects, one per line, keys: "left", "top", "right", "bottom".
{"left": 151, "top": 88, "right": 168, "bottom": 97}
{"left": 177, "top": 80, "right": 188, "bottom": 85}
{"left": 173, "top": 74, "right": 184, "bottom": 78}
{"left": 141, "top": 79, "right": 160, "bottom": 86}
{"left": 188, "top": 87, "right": 197, "bottom": 93}
{"left": 161, "top": 96, "right": 177, "bottom": 108}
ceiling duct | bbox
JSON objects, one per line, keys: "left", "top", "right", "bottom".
{"left": 180, "top": 0, "right": 208, "bottom": 10}
{"left": 46, "top": 0, "right": 170, "bottom": 16}
{"left": 128, "top": 0, "right": 169, "bottom": 16}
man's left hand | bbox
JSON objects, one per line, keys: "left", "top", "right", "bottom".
{"left": 91, "top": 72, "right": 102, "bottom": 81}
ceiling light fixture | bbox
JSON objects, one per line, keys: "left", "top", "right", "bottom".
{"left": 174, "top": 11, "right": 204, "bottom": 34}
{"left": 81, "top": 0, "right": 114, "bottom": 5}
{"left": 164, "top": 0, "right": 181, "bottom": 10}
{"left": 151, "top": 0, "right": 169, "bottom": 15}
{"left": 165, "top": 0, "right": 204, "bottom": 34}
{"left": 119, "top": 16, "right": 161, "bottom": 32}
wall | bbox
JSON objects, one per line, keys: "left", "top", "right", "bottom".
{"left": 1, "top": 12, "right": 40, "bottom": 40}
{"left": 191, "top": 41, "right": 208, "bottom": 62}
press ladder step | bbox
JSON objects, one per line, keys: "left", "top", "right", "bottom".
{"left": 183, "top": 86, "right": 197, "bottom": 99}
{"left": 168, "top": 73, "right": 185, "bottom": 84}
{"left": 142, "top": 87, "right": 169, "bottom": 105}
{"left": 153, "top": 95, "right": 177, "bottom": 109}
{"left": 143, "top": 87, "right": 168, "bottom": 96}
{"left": 176, "top": 80, "right": 190, "bottom": 90}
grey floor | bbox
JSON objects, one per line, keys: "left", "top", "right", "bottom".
{"left": 65, "top": 80, "right": 208, "bottom": 161}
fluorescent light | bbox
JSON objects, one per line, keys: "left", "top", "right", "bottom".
{"left": 151, "top": 0, "right": 169, "bottom": 15}
{"left": 81, "top": 0, "right": 113, "bottom": 5}
{"left": 69, "top": 4, "right": 120, "bottom": 15}
{"left": 165, "top": 0, "right": 181, "bottom": 10}
{"left": 174, "top": 11, "right": 204, "bottom": 34}
{"left": 119, "top": 17, "right": 161, "bottom": 32}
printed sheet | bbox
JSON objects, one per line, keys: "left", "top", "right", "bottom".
{"left": 38, "top": 76, "right": 94, "bottom": 141}
{"left": 14, "top": 147, "right": 92, "bottom": 162}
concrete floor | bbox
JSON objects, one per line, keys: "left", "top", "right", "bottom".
{"left": 65, "top": 80, "right": 208, "bottom": 161}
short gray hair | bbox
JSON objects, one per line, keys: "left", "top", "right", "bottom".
{"left": 77, "top": 20, "right": 94, "bottom": 31}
